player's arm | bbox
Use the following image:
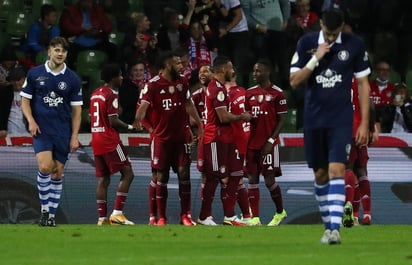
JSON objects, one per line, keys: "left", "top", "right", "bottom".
{"left": 186, "top": 100, "right": 202, "bottom": 127}
{"left": 369, "top": 99, "right": 379, "bottom": 145}
{"left": 261, "top": 112, "right": 287, "bottom": 155}
{"left": 21, "top": 97, "right": 41, "bottom": 136}
{"left": 134, "top": 101, "right": 149, "bottom": 123}
{"left": 290, "top": 42, "right": 330, "bottom": 90}
{"left": 215, "top": 107, "right": 252, "bottom": 123}
{"left": 109, "top": 114, "right": 134, "bottom": 132}
{"left": 355, "top": 75, "right": 370, "bottom": 146}
{"left": 70, "top": 105, "right": 82, "bottom": 152}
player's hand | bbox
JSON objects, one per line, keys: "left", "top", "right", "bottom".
{"left": 28, "top": 121, "right": 41, "bottom": 136}
{"left": 132, "top": 120, "right": 144, "bottom": 131}
{"left": 241, "top": 111, "right": 252, "bottom": 122}
{"left": 355, "top": 124, "right": 369, "bottom": 146}
{"left": 315, "top": 42, "right": 330, "bottom": 61}
{"left": 369, "top": 130, "right": 379, "bottom": 145}
{"left": 261, "top": 142, "right": 272, "bottom": 155}
{"left": 70, "top": 138, "right": 80, "bottom": 153}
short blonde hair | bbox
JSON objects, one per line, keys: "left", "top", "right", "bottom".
{"left": 130, "top": 12, "right": 146, "bottom": 26}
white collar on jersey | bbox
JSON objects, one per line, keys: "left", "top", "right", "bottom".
{"left": 45, "top": 60, "right": 67, "bottom": 76}
{"left": 318, "top": 30, "right": 342, "bottom": 48}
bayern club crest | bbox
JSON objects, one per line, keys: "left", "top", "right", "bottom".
{"left": 169, "top": 86, "right": 175, "bottom": 94}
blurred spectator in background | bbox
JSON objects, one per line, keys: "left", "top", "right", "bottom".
{"left": 291, "top": 0, "right": 319, "bottom": 32}
{"left": 5, "top": 67, "right": 28, "bottom": 136}
{"left": 60, "top": 0, "right": 116, "bottom": 68}
{"left": 179, "top": 13, "right": 217, "bottom": 77}
{"left": 242, "top": 0, "right": 291, "bottom": 89}
{"left": 174, "top": 46, "right": 193, "bottom": 80}
{"left": 123, "top": 31, "right": 158, "bottom": 79}
{"left": 0, "top": 60, "right": 21, "bottom": 138}
{"left": 22, "top": 4, "right": 60, "bottom": 63}
{"left": 0, "top": 46, "right": 18, "bottom": 90}
{"left": 193, "top": 0, "right": 222, "bottom": 34}
{"left": 143, "top": 0, "right": 187, "bottom": 31}
{"left": 370, "top": 60, "right": 395, "bottom": 107}
{"left": 217, "top": 0, "right": 250, "bottom": 87}
{"left": 378, "top": 83, "right": 412, "bottom": 133}
{"left": 124, "top": 12, "right": 154, "bottom": 52}
{"left": 156, "top": 6, "right": 187, "bottom": 51}
{"left": 119, "top": 60, "right": 147, "bottom": 125}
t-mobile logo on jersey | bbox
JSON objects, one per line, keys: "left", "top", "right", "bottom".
{"left": 251, "top": 106, "right": 260, "bottom": 117}
{"left": 162, "top": 99, "right": 172, "bottom": 110}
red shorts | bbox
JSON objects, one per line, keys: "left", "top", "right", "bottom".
{"left": 348, "top": 140, "right": 369, "bottom": 168}
{"left": 203, "top": 141, "right": 241, "bottom": 178}
{"left": 94, "top": 144, "right": 132, "bottom": 178}
{"left": 151, "top": 137, "right": 191, "bottom": 170}
{"left": 246, "top": 145, "right": 282, "bottom": 177}
{"left": 197, "top": 136, "right": 204, "bottom": 172}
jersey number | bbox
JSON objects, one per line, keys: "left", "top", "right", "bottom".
{"left": 92, "top": 102, "right": 100, "bottom": 127}
{"left": 263, "top": 154, "right": 273, "bottom": 165}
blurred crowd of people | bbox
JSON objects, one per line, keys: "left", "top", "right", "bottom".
{"left": 1, "top": 0, "right": 412, "bottom": 135}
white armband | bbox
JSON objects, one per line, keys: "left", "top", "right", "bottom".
{"left": 267, "top": 137, "right": 275, "bottom": 144}
{"left": 127, "top": 124, "right": 133, "bottom": 130}
{"left": 305, "top": 55, "right": 319, "bottom": 71}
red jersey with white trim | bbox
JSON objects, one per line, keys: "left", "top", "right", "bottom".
{"left": 90, "top": 85, "right": 122, "bottom": 155}
{"left": 140, "top": 74, "right": 190, "bottom": 142}
{"left": 245, "top": 84, "right": 287, "bottom": 150}
{"left": 228, "top": 85, "right": 250, "bottom": 155}
{"left": 191, "top": 86, "right": 207, "bottom": 124}
{"left": 369, "top": 79, "right": 394, "bottom": 107}
{"left": 203, "top": 78, "right": 233, "bottom": 144}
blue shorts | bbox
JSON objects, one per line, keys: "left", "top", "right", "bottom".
{"left": 304, "top": 126, "right": 352, "bottom": 170}
{"left": 33, "top": 134, "right": 70, "bottom": 164}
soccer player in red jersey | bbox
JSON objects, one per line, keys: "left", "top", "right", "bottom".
{"left": 89, "top": 64, "right": 136, "bottom": 225}
{"left": 199, "top": 56, "right": 252, "bottom": 226}
{"left": 135, "top": 51, "right": 203, "bottom": 226}
{"left": 191, "top": 65, "right": 219, "bottom": 225}
{"left": 225, "top": 72, "right": 252, "bottom": 223}
{"left": 135, "top": 98, "right": 158, "bottom": 225}
{"left": 343, "top": 78, "right": 377, "bottom": 227}
{"left": 245, "top": 59, "right": 288, "bottom": 226}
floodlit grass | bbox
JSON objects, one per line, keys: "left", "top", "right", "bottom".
{"left": 0, "top": 224, "right": 411, "bottom": 265}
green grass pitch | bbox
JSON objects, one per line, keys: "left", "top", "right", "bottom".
{"left": 0, "top": 224, "right": 411, "bottom": 265}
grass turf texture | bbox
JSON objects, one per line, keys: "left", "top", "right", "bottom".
{"left": 0, "top": 225, "right": 411, "bottom": 265}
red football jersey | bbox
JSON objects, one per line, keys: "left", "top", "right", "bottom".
{"left": 203, "top": 78, "right": 233, "bottom": 144}
{"left": 228, "top": 85, "right": 250, "bottom": 155}
{"left": 245, "top": 84, "right": 287, "bottom": 150}
{"left": 90, "top": 85, "right": 122, "bottom": 155}
{"left": 369, "top": 80, "right": 394, "bottom": 107}
{"left": 140, "top": 74, "right": 190, "bottom": 142}
{"left": 191, "top": 86, "right": 207, "bottom": 124}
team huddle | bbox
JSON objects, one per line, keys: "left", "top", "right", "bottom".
{"left": 21, "top": 8, "right": 373, "bottom": 245}
{"left": 90, "top": 53, "right": 288, "bottom": 228}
